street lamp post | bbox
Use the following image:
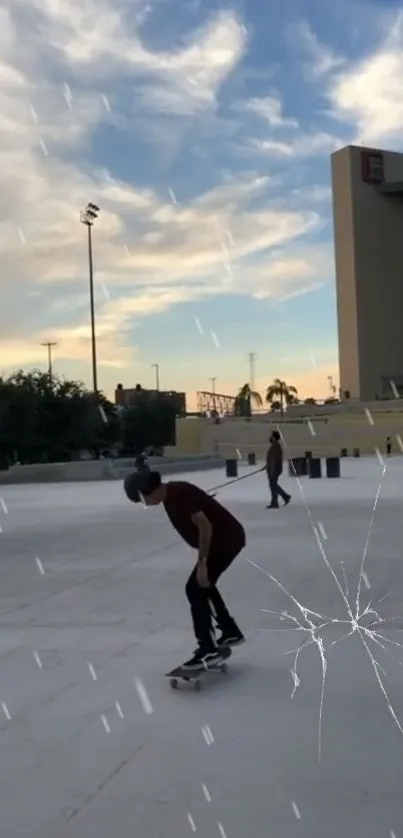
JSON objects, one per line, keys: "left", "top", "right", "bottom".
{"left": 210, "top": 377, "right": 216, "bottom": 413}
{"left": 80, "top": 202, "right": 100, "bottom": 394}
{"left": 41, "top": 341, "right": 57, "bottom": 380}
{"left": 152, "top": 363, "right": 160, "bottom": 391}
{"left": 248, "top": 352, "right": 256, "bottom": 391}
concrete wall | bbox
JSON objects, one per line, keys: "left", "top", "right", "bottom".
{"left": 0, "top": 455, "right": 226, "bottom": 485}
{"left": 332, "top": 144, "right": 403, "bottom": 401}
{"left": 290, "top": 398, "right": 403, "bottom": 416}
{"left": 5, "top": 407, "right": 403, "bottom": 484}
{"left": 331, "top": 144, "right": 360, "bottom": 398}
{"left": 175, "top": 418, "right": 203, "bottom": 453}
{"left": 174, "top": 413, "right": 403, "bottom": 458}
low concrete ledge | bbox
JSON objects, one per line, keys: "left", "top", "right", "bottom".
{"left": 0, "top": 455, "right": 226, "bottom": 485}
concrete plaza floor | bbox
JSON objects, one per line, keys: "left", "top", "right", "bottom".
{"left": 0, "top": 457, "right": 402, "bottom": 837}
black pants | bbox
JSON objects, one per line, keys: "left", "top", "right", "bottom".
{"left": 268, "top": 473, "right": 289, "bottom": 506}
{"left": 185, "top": 539, "right": 244, "bottom": 650}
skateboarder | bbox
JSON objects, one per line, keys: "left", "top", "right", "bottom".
{"left": 124, "top": 470, "right": 245, "bottom": 671}
{"left": 266, "top": 430, "right": 291, "bottom": 509}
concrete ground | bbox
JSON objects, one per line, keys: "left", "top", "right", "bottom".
{"left": 0, "top": 457, "right": 402, "bottom": 838}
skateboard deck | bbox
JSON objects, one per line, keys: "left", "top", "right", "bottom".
{"left": 166, "top": 646, "right": 232, "bottom": 690}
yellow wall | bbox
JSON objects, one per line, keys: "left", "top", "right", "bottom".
{"left": 174, "top": 412, "right": 403, "bottom": 458}
{"left": 175, "top": 418, "right": 203, "bottom": 453}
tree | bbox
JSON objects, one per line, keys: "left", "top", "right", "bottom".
{"left": 236, "top": 383, "right": 263, "bottom": 408}
{"left": 0, "top": 371, "right": 180, "bottom": 465}
{"left": 0, "top": 373, "right": 39, "bottom": 462}
{"left": 304, "top": 397, "right": 317, "bottom": 405}
{"left": 121, "top": 389, "right": 176, "bottom": 453}
{"left": 235, "top": 383, "right": 262, "bottom": 418}
{"left": 0, "top": 370, "right": 120, "bottom": 463}
{"left": 77, "top": 391, "right": 121, "bottom": 458}
{"left": 265, "top": 379, "right": 298, "bottom": 419}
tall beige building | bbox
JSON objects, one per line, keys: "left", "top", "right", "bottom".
{"left": 331, "top": 145, "right": 403, "bottom": 401}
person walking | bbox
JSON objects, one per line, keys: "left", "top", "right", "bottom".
{"left": 124, "top": 471, "right": 245, "bottom": 671}
{"left": 135, "top": 451, "right": 150, "bottom": 472}
{"left": 266, "top": 430, "right": 291, "bottom": 509}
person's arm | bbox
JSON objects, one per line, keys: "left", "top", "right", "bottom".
{"left": 191, "top": 510, "right": 212, "bottom": 561}
{"left": 266, "top": 446, "right": 273, "bottom": 475}
{"left": 191, "top": 510, "right": 213, "bottom": 587}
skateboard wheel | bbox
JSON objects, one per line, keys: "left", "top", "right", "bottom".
{"left": 194, "top": 680, "right": 201, "bottom": 691}
{"left": 170, "top": 679, "right": 178, "bottom": 689}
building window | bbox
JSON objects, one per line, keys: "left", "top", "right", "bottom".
{"left": 361, "top": 151, "right": 384, "bottom": 184}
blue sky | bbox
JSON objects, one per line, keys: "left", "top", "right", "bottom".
{"left": 0, "top": 0, "right": 402, "bottom": 406}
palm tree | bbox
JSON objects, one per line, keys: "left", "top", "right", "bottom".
{"left": 237, "top": 383, "right": 263, "bottom": 408}
{"left": 265, "top": 378, "right": 298, "bottom": 419}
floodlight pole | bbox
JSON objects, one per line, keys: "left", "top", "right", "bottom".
{"left": 80, "top": 203, "right": 100, "bottom": 394}
{"left": 152, "top": 363, "right": 160, "bottom": 391}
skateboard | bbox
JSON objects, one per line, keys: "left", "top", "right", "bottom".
{"left": 166, "top": 646, "right": 232, "bottom": 691}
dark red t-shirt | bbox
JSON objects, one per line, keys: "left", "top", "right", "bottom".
{"left": 163, "top": 481, "right": 245, "bottom": 553}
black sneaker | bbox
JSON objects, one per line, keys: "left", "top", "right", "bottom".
{"left": 217, "top": 630, "right": 245, "bottom": 648}
{"left": 181, "top": 648, "right": 222, "bottom": 671}
{"left": 284, "top": 495, "right": 291, "bottom": 506}
{"left": 267, "top": 503, "right": 279, "bottom": 509}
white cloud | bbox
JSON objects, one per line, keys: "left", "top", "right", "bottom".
{"left": 237, "top": 96, "right": 298, "bottom": 129}
{"left": 327, "top": 14, "right": 403, "bottom": 144}
{"left": 293, "top": 13, "right": 403, "bottom": 147}
{"left": 193, "top": 173, "right": 270, "bottom": 210}
{"left": 248, "top": 243, "right": 331, "bottom": 301}
{"left": 20, "top": 0, "right": 247, "bottom": 116}
{"left": 291, "top": 185, "right": 331, "bottom": 203}
{"left": 0, "top": 0, "right": 328, "bottom": 378}
{"left": 0, "top": 333, "right": 135, "bottom": 370}
{"left": 251, "top": 131, "right": 343, "bottom": 158}
{"left": 131, "top": 12, "right": 248, "bottom": 115}
{"left": 0, "top": 161, "right": 321, "bottom": 367}
{"left": 234, "top": 89, "right": 342, "bottom": 160}
{"left": 286, "top": 21, "right": 345, "bottom": 78}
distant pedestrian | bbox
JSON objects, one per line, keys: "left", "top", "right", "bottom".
{"left": 266, "top": 431, "right": 291, "bottom": 509}
{"left": 135, "top": 452, "right": 150, "bottom": 472}
{"left": 386, "top": 436, "right": 392, "bottom": 456}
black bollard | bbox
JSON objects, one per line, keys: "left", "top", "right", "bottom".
{"left": 340, "top": 448, "right": 348, "bottom": 458}
{"left": 353, "top": 448, "right": 360, "bottom": 458}
{"left": 226, "top": 459, "right": 238, "bottom": 478}
{"left": 247, "top": 452, "right": 256, "bottom": 466}
{"left": 326, "top": 457, "right": 340, "bottom": 478}
{"left": 288, "top": 456, "right": 307, "bottom": 477}
{"left": 309, "top": 457, "right": 322, "bottom": 479}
